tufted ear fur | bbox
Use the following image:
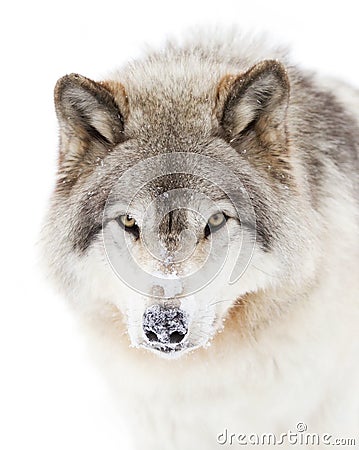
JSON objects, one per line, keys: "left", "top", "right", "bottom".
{"left": 55, "top": 73, "right": 126, "bottom": 145}
{"left": 54, "top": 73, "right": 127, "bottom": 187}
{"left": 216, "top": 60, "right": 290, "bottom": 144}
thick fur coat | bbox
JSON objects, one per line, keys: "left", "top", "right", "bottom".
{"left": 41, "top": 31, "right": 359, "bottom": 449}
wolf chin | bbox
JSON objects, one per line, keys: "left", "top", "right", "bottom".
{"left": 41, "top": 30, "right": 359, "bottom": 449}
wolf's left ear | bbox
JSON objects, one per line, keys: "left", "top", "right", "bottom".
{"left": 54, "top": 73, "right": 125, "bottom": 146}
{"left": 217, "top": 60, "right": 289, "bottom": 141}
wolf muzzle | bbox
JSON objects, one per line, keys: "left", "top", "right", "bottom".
{"left": 143, "top": 304, "right": 188, "bottom": 349}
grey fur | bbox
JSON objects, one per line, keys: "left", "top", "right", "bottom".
{"left": 41, "top": 31, "right": 359, "bottom": 447}
{"left": 47, "top": 35, "right": 358, "bottom": 256}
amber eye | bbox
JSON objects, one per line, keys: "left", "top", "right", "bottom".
{"left": 204, "top": 212, "right": 227, "bottom": 237}
{"left": 119, "top": 215, "right": 136, "bottom": 228}
{"left": 117, "top": 215, "right": 139, "bottom": 238}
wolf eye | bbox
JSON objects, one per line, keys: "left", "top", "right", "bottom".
{"left": 117, "top": 215, "right": 140, "bottom": 238}
{"left": 119, "top": 215, "right": 136, "bottom": 227}
{"left": 204, "top": 212, "right": 227, "bottom": 237}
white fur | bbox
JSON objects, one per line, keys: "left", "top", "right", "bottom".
{"left": 41, "top": 33, "right": 359, "bottom": 449}
{"left": 48, "top": 167, "right": 358, "bottom": 449}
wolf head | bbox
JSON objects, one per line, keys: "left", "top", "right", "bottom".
{"left": 42, "top": 47, "right": 317, "bottom": 359}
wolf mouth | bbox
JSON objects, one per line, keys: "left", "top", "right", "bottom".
{"left": 140, "top": 340, "right": 200, "bottom": 357}
{"left": 145, "top": 343, "right": 186, "bottom": 353}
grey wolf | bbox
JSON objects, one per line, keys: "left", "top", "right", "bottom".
{"left": 41, "top": 30, "right": 359, "bottom": 449}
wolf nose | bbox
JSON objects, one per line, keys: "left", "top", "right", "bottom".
{"left": 143, "top": 304, "right": 188, "bottom": 345}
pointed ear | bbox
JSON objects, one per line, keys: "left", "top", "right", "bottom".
{"left": 54, "top": 73, "right": 125, "bottom": 146}
{"left": 217, "top": 60, "right": 290, "bottom": 141}
{"left": 54, "top": 74, "right": 127, "bottom": 188}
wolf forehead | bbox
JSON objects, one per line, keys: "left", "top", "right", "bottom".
{"left": 111, "top": 52, "right": 240, "bottom": 136}
{"left": 120, "top": 79, "right": 216, "bottom": 144}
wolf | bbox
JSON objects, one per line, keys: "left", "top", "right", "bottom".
{"left": 41, "top": 30, "right": 359, "bottom": 449}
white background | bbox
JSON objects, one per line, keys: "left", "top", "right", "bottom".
{"left": 1, "top": 1, "right": 358, "bottom": 449}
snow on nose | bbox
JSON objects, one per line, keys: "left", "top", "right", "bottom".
{"left": 143, "top": 304, "right": 188, "bottom": 344}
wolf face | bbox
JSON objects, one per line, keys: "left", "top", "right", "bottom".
{"left": 42, "top": 41, "right": 356, "bottom": 360}
{"left": 40, "top": 34, "right": 359, "bottom": 446}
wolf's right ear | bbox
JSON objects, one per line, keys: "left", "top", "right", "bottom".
{"left": 54, "top": 73, "right": 126, "bottom": 147}
{"left": 216, "top": 60, "right": 289, "bottom": 143}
